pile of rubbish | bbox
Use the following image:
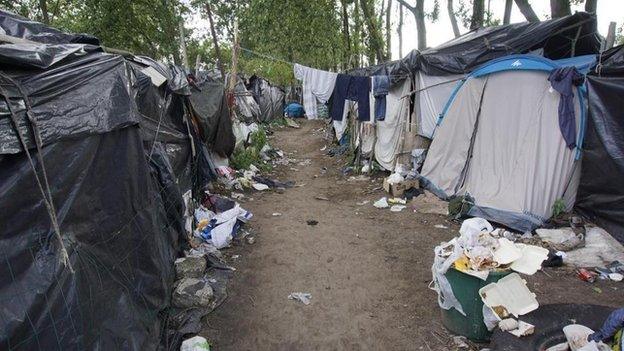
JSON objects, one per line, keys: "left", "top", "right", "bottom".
{"left": 433, "top": 218, "right": 549, "bottom": 336}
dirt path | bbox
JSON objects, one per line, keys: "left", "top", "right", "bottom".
{"left": 202, "top": 120, "right": 623, "bottom": 350}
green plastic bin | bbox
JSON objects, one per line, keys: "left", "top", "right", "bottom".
{"left": 440, "top": 268, "right": 511, "bottom": 342}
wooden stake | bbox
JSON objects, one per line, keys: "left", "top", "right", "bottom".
{"left": 178, "top": 19, "right": 189, "bottom": 69}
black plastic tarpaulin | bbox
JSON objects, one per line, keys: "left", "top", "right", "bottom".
{"left": 0, "top": 35, "right": 184, "bottom": 351}
{"left": 247, "top": 75, "right": 285, "bottom": 122}
{"left": 0, "top": 9, "right": 99, "bottom": 45}
{"left": 189, "top": 75, "right": 236, "bottom": 157}
{"left": 575, "top": 45, "right": 624, "bottom": 244}
{"left": 418, "top": 12, "right": 600, "bottom": 75}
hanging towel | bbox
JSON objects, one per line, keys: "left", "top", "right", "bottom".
{"left": 372, "top": 75, "right": 390, "bottom": 121}
{"left": 330, "top": 74, "right": 371, "bottom": 122}
{"left": 548, "top": 66, "right": 584, "bottom": 149}
{"left": 293, "top": 64, "right": 337, "bottom": 119}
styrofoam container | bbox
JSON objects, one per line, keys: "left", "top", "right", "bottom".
{"left": 479, "top": 273, "right": 539, "bottom": 318}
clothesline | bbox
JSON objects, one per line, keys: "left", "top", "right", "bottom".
{"left": 239, "top": 46, "right": 410, "bottom": 79}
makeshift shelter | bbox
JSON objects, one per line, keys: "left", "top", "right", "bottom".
{"left": 0, "top": 9, "right": 234, "bottom": 349}
{"left": 0, "top": 42, "right": 183, "bottom": 350}
{"left": 232, "top": 75, "right": 262, "bottom": 122}
{"left": 333, "top": 13, "right": 601, "bottom": 171}
{"left": 575, "top": 45, "right": 624, "bottom": 243}
{"left": 414, "top": 12, "right": 600, "bottom": 139}
{"left": 419, "top": 54, "right": 596, "bottom": 232}
{"left": 247, "top": 75, "right": 285, "bottom": 122}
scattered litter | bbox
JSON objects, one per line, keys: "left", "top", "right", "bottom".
{"left": 288, "top": 292, "right": 311, "bottom": 305}
{"left": 320, "top": 145, "right": 327, "bottom": 151}
{"left": 285, "top": 118, "right": 300, "bottom": 129}
{"left": 507, "top": 321, "right": 535, "bottom": 337}
{"left": 373, "top": 197, "right": 389, "bottom": 209}
{"left": 252, "top": 183, "right": 269, "bottom": 191}
{"left": 390, "top": 205, "right": 406, "bottom": 212}
{"left": 388, "top": 197, "right": 407, "bottom": 205}
{"left": 298, "top": 159, "right": 311, "bottom": 166}
{"left": 272, "top": 212, "right": 282, "bottom": 216}
{"left": 592, "top": 287, "right": 602, "bottom": 294}
{"left": 480, "top": 273, "right": 539, "bottom": 318}
{"left": 451, "top": 335, "right": 470, "bottom": 349}
{"left": 356, "top": 200, "right": 370, "bottom": 206}
{"left": 245, "top": 236, "right": 256, "bottom": 245}
{"left": 348, "top": 175, "right": 370, "bottom": 182}
{"left": 230, "top": 192, "right": 244, "bottom": 200}
{"left": 563, "top": 324, "right": 595, "bottom": 351}
{"left": 180, "top": 336, "right": 210, "bottom": 351}
{"left": 434, "top": 224, "right": 448, "bottom": 229}
{"left": 231, "top": 254, "right": 240, "bottom": 260}
{"left": 509, "top": 244, "right": 549, "bottom": 275}
{"left": 608, "top": 272, "right": 623, "bottom": 281}
{"left": 564, "top": 227, "right": 624, "bottom": 267}
{"left": 315, "top": 196, "right": 329, "bottom": 201}
{"left": 307, "top": 220, "right": 318, "bottom": 226}
{"left": 577, "top": 268, "right": 597, "bottom": 283}
{"left": 498, "top": 318, "right": 519, "bottom": 331}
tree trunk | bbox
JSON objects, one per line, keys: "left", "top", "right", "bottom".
{"left": 514, "top": 0, "right": 540, "bottom": 22}
{"left": 397, "top": 0, "right": 426, "bottom": 51}
{"left": 447, "top": 0, "right": 460, "bottom": 37}
{"left": 397, "top": 2, "right": 403, "bottom": 57}
{"left": 359, "top": 0, "right": 387, "bottom": 63}
{"left": 503, "top": 0, "right": 513, "bottom": 24}
{"left": 353, "top": 1, "right": 362, "bottom": 67}
{"left": 605, "top": 21, "right": 616, "bottom": 50}
{"left": 386, "top": 0, "right": 392, "bottom": 59}
{"left": 550, "top": 0, "right": 571, "bottom": 19}
{"left": 584, "top": 0, "right": 597, "bottom": 14}
{"left": 341, "top": 0, "right": 352, "bottom": 68}
{"left": 39, "top": 0, "right": 49, "bottom": 24}
{"left": 205, "top": 2, "right": 226, "bottom": 81}
{"left": 470, "top": 0, "right": 484, "bottom": 30}
{"left": 178, "top": 20, "right": 189, "bottom": 69}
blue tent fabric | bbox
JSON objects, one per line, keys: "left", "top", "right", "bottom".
{"left": 284, "top": 102, "right": 305, "bottom": 118}
{"left": 437, "top": 54, "right": 596, "bottom": 156}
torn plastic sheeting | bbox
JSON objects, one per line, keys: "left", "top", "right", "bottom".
{"left": 0, "top": 50, "right": 139, "bottom": 154}
{"left": 0, "top": 9, "right": 100, "bottom": 45}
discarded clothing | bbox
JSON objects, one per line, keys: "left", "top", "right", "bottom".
{"left": 548, "top": 66, "right": 584, "bottom": 149}
{"left": 372, "top": 75, "right": 389, "bottom": 121}
{"left": 330, "top": 74, "right": 371, "bottom": 122}
{"left": 590, "top": 308, "right": 624, "bottom": 344}
{"left": 252, "top": 175, "right": 294, "bottom": 189}
{"left": 293, "top": 63, "right": 337, "bottom": 119}
{"left": 284, "top": 102, "right": 305, "bottom": 118}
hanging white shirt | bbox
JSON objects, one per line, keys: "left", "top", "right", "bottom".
{"left": 293, "top": 63, "right": 337, "bottom": 119}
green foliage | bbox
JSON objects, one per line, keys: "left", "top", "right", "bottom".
{"left": 229, "top": 128, "right": 272, "bottom": 172}
{"left": 551, "top": 198, "right": 567, "bottom": 218}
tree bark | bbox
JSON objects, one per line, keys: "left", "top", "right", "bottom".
{"left": 359, "top": 0, "right": 387, "bottom": 63}
{"left": 470, "top": 0, "right": 484, "bottom": 30}
{"left": 39, "top": 0, "right": 49, "bottom": 24}
{"left": 397, "top": 2, "right": 403, "bottom": 57}
{"left": 503, "top": 0, "right": 513, "bottom": 24}
{"left": 584, "top": 0, "right": 597, "bottom": 14}
{"left": 605, "top": 21, "right": 616, "bottom": 50}
{"left": 514, "top": 0, "right": 540, "bottom": 22}
{"left": 178, "top": 20, "right": 189, "bottom": 69}
{"left": 353, "top": 1, "right": 362, "bottom": 67}
{"left": 205, "top": 1, "right": 226, "bottom": 81}
{"left": 447, "top": 0, "right": 460, "bottom": 37}
{"left": 397, "top": 0, "right": 427, "bottom": 50}
{"left": 386, "top": 0, "right": 392, "bottom": 59}
{"left": 341, "top": 0, "right": 352, "bottom": 68}
{"left": 550, "top": 0, "right": 571, "bottom": 19}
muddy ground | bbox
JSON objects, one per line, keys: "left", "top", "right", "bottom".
{"left": 201, "top": 120, "right": 623, "bottom": 350}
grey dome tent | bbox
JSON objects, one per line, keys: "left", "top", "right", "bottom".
{"left": 419, "top": 54, "right": 596, "bottom": 232}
